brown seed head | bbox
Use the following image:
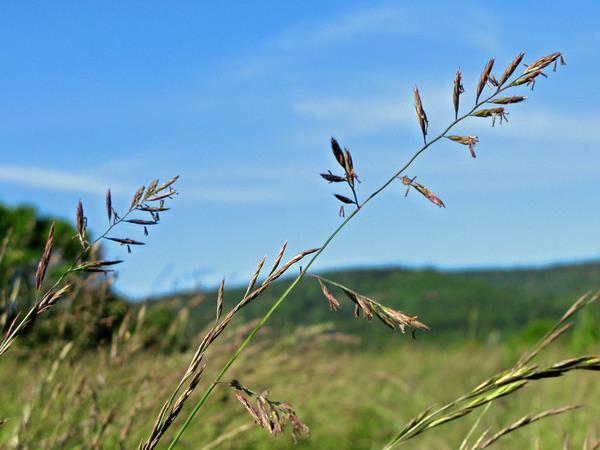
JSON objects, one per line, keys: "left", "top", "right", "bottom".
{"left": 320, "top": 171, "right": 346, "bottom": 183}
{"left": 35, "top": 223, "right": 55, "bottom": 290}
{"left": 76, "top": 200, "right": 85, "bottom": 246}
{"left": 318, "top": 279, "right": 341, "bottom": 311}
{"left": 446, "top": 135, "right": 479, "bottom": 158}
{"left": 498, "top": 52, "right": 525, "bottom": 87}
{"left": 413, "top": 87, "right": 428, "bottom": 142}
{"left": 476, "top": 57, "right": 495, "bottom": 103}
{"left": 490, "top": 96, "right": 527, "bottom": 104}
{"left": 330, "top": 138, "right": 345, "bottom": 168}
{"left": 453, "top": 69, "right": 464, "bottom": 119}
{"left": 334, "top": 194, "right": 355, "bottom": 205}
{"left": 524, "top": 52, "right": 565, "bottom": 74}
{"left": 106, "top": 189, "right": 112, "bottom": 222}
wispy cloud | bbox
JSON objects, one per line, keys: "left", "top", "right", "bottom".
{"left": 184, "top": 186, "right": 287, "bottom": 204}
{"left": 291, "top": 87, "right": 452, "bottom": 138}
{"left": 272, "top": 6, "right": 412, "bottom": 49}
{"left": 0, "top": 164, "right": 132, "bottom": 195}
{"left": 0, "top": 164, "right": 294, "bottom": 204}
{"left": 467, "top": 110, "right": 600, "bottom": 144}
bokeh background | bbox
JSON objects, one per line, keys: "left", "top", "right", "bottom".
{"left": 1, "top": 1, "right": 598, "bottom": 297}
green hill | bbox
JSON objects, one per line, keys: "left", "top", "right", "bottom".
{"left": 144, "top": 261, "right": 600, "bottom": 344}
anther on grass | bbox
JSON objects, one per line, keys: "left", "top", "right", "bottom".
{"left": 524, "top": 51, "right": 565, "bottom": 74}
{"left": 446, "top": 135, "right": 479, "bottom": 158}
{"left": 318, "top": 279, "right": 340, "bottom": 311}
{"left": 471, "top": 107, "right": 509, "bottom": 126}
{"left": 400, "top": 176, "right": 445, "bottom": 208}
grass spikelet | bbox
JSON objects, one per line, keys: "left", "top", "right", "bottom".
{"left": 476, "top": 58, "right": 495, "bottom": 103}
{"left": 35, "top": 223, "right": 55, "bottom": 290}
{"left": 216, "top": 278, "right": 225, "bottom": 322}
{"left": 497, "top": 52, "right": 525, "bottom": 87}
{"left": 413, "top": 86, "right": 428, "bottom": 144}
{"left": 313, "top": 275, "right": 428, "bottom": 334}
{"left": 453, "top": 68, "right": 464, "bottom": 119}
{"left": 471, "top": 405, "right": 580, "bottom": 449}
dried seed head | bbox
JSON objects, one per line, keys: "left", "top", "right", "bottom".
{"left": 413, "top": 87, "right": 428, "bottom": 143}
{"left": 400, "top": 176, "right": 414, "bottom": 186}
{"left": 318, "top": 279, "right": 341, "bottom": 311}
{"left": 106, "top": 237, "right": 145, "bottom": 246}
{"left": 487, "top": 74, "right": 499, "bottom": 88}
{"left": 320, "top": 171, "right": 346, "bottom": 183}
{"left": 334, "top": 194, "right": 355, "bottom": 205}
{"left": 106, "top": 189, "right": 113, "bottom": 223}
{"left": 131, "top": 186, "right": 145, "bottom": 209}
{"left": 498, "top": 52, "right": 525, "bottom": 87}
{"left": 402, "top": 177, "right": 445, "bottom": 208}
{"left": 476, "top": 58, "right": 495, "bottom": 103}
{"left": 343, "top": 148, "right": 357, "bottom": 185}
{"left": 76, "top": 200, "right": 86, "bottom": 246}
{"left": 524, "top": 52, "right": 565, "bottom": 74}
{"left": 37, "top": 282, "right": 71, "bottom": 315}
{"left": 155, "top": 175, "right": 180, "bottom": 193}
{"left": 125, "top": 219, "right": 158, "bottom": 226}
{"left": 472, "top": 107, "right": 509, "bottom": 125}
{"left": 268, "top": 241, "right": 288, "bottom": 277}
{"left": 316, "top": 277, "right": 429, "bottom": 334}
{"left": 35, "top": 223, "right": 55, "bottom": 290}
{"left": 216, "top": 278, "right": 225, "bottom": 322}
{"left": 446, "top": 135, "right": 479, "bottom": 158}
{"left": 145, "top": 179, "right": 159, "bottom": 200}
{"left": 509, "top": 70, "right": 544, "bottom": 89}
{"left": 490, "top": 96, "right": 527, "bottom": 104}
{"left": 330, "top": 138, "right": 345, "bottom": 168}
{"left": 453, "top": 69, "right": 464, "bottom": 119}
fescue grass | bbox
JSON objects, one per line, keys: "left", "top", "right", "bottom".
{"left": 0, "top": 328, "right": 597, "bottom": 449}
{"left": 2, "top": 49, "right": 597, "bottom": 449}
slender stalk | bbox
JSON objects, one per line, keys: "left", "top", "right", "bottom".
{"left": 168, "top": 75, "right": 531, "bottom": 448}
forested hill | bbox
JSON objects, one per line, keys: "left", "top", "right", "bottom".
{"left": 145, "top": 261, "right": 600, "bottom": 343}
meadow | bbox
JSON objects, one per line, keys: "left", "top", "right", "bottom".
{"left": 1, "top": 50, "right": 598, "bottom": 449}
{"left": 0, "top": 321, "right": 597, "bottom": 449}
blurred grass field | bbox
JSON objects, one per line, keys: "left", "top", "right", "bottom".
{"left": 1, "top": 321, "right": 597, "bottom": 449}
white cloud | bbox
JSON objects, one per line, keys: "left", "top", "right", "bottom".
{"left": 185, "top": 186, "right": 286, "bottom": 204}
{"left": 272, "top": 6, "right": 412, "bottom": 49}
{"left": 465, "top": 109, "right": 600, "bottom": 144}
{"left": 0, "top": 164, "right": 132, "bottom": 195}
{"left": 291, "top": 87, "right": 452, "bottom": 138}
{"left": 0, "top": 163, "right": 294, "bottom": 204}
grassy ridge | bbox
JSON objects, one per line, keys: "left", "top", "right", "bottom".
{"left": 146, "top": 261, "right": 600, "bottom": 344}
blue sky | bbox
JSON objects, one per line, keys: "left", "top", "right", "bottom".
{"left": 1, "top": 1, "right": 599, "bottom": 298}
